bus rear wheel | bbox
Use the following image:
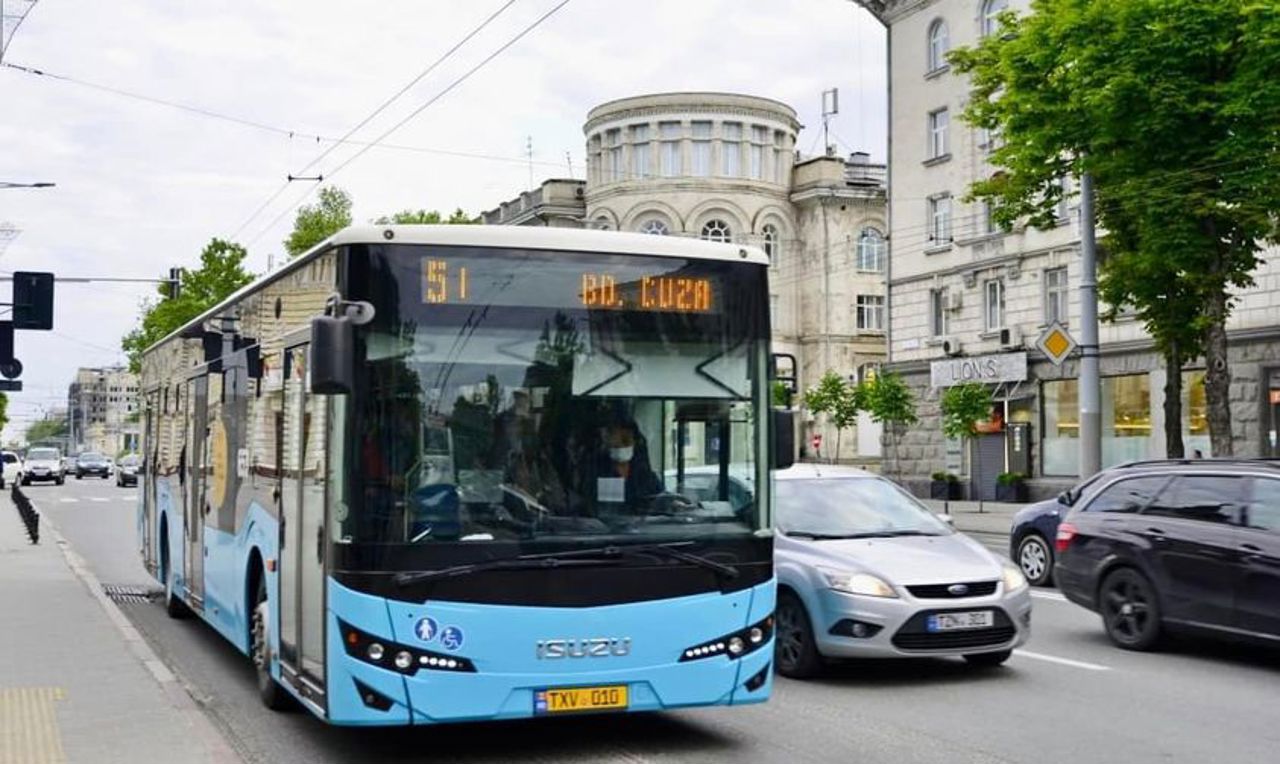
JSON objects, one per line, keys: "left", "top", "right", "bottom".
{"left": 161, "top": 531, "right": 188, "bottom": 619}
{"left": 252, "top": 575, "right": 292, "bottom": 711}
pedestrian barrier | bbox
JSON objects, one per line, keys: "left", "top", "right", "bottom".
{"left": 11, "top": 483, "right": 39, "bottom": 544}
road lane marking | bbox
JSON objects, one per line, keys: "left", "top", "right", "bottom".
{"left": 1031, "top": 590, "right": 1068, "bottom": 602}
{"left": 89, "top": 498, "right": 109, "bottom": 503}
{"left": 58, "top": 498, "right": 79, "bottom": 503}
{"left": 1013, "top": 649, "right": 1110, "bottom": 671}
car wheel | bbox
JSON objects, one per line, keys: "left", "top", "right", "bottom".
{"left": 1100, "top": 568, "right": 1162, "bottom": 651}
{"left": 252, "top": 575, "right": 292, "bottom": 711}
{"left": 55, "top": 477, "right": 64, "bottom": 486}
{"left": 1016, "top": 534, "right": 1054, "bottom": 587}
{"left": 963, "top": 649, "right": 1012, "bottom": 667}
{"left": 775, "top": 590, "right": 823, "bottom": 679}
{"left": 76, "top": 472, "right": 82, "bottom": 480}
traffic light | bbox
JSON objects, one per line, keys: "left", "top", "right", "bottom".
{"left": 13, "top": 271, "right": 54, "bottom": 330}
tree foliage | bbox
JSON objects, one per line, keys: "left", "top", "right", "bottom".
{"left": 0, "top": 394, "right": 7, "bottom": 436}
{"left": 805, "top": 371, "right": 861, "bottom": 460}
{"left": 859, "top": 370, "right": 918, "bottom": 484}
{"left": 374, "top": 208, "right": 480, "bottom": 225}
{"left": 950, "top": 0, "right": 1280, "bottom": 457}
{"left": 121, "top": 238, "right": 255, "bottom": 373}
{"left": 285, "top": 186, "right": 353, "bottom": 258}
{"left": 25, "top": 417, "right": 68, "bottom": 445}
{"left": 940, "top": 383, "right": 993, "bottom": 442}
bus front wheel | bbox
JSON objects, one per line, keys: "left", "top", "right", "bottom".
{"left": 252, "top": 575, "right": 292, "bottom": 711}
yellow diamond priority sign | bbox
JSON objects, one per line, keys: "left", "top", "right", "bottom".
{"left": 1036, "top": 322, "right": 1077, "bottom": 366}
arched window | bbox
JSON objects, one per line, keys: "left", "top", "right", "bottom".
{"left": 639, "top": 219, "right": 669, "bottom": 235}
{"left": 700, "top": 219, "right": 732, "bottom": 243}
{"left": 927, "top": 19, "right": 949, "bottom": 72}
{"left": 762, "top": 224, "right": 780, "bottom": 263}
{"left": 981, "top": 0, "right": 1008, "bottom": 37}
{"left": 856, "top": 228, "right": 885, "bottom": 272}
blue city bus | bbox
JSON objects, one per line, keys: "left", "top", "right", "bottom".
{"left": 137, "top": 226, "right": 792, "bottom": 725}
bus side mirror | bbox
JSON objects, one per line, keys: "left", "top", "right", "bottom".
{"left": 310, "top": 315, "right": 354, "bottom": 395}
{"left": 771, "top": 408, "right": 795, "bottom": 471}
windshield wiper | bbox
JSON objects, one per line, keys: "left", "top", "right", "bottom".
{"left": 394, "top": 541, "right": 738, "bottom": 587}
{"left": 785, "top": 531, "right": 864, "bottom": 540}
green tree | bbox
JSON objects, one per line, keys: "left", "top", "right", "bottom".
{"left": 804, "top": 371, "right": 861, "bottom": 462}
{"left": 374, "top": 208, "right": 480, "bottom": 225}
{"left": 940, "top": 383, "right": 994, "bottom": 509}
{"left": 285, "top": 185, "right": 353, "bottom": 258}
{"left": 25, "top": 417, "right": 68, "bottom": 445}
{"left": 0, "top": 394, "right": 7, "bottom": 436}
{"left": 859, "top": 370, "right": 918, "bottom": 485}
{"left": 950, "top": 0, "right": 1280, "bottom": 457}
{"left": 121, "top": 238, "right": 255, "bottom": 373}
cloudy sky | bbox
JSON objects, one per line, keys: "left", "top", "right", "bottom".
{"left": 0, "top": 0, "right": 886, "bottom": 441}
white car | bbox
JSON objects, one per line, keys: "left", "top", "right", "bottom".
{"left": 23, "top": 447, "right": 66, "bottom": 485}
{"left": 773, "top": 464, "right": 1032, "bottom": 677}
{"left": 0, "top": 451, "right": 23, "bottom": 489}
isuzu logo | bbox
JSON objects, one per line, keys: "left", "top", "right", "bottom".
{"left": 948, "top": 584, "right": 970, "bottom": 596}
{"left": 536, "top": 637, "right": 632, "bottom": 659}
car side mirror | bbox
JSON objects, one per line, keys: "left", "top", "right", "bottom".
{"left": 1056, "top": 491, "right": 1071, "bottom": 506}
{"left": 938, "top": 513, "right": 955, "bottom": 526}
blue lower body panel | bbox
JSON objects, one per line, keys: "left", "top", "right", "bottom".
{"left": 325, "top": 578, "right": 775, "bottom": 726}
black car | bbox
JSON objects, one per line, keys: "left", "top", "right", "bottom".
{"left": 75, "top": 452, "right": 112, "bottom": 479}
{"left": 1055, "top": 459, "right": 1280, "bottom": 651}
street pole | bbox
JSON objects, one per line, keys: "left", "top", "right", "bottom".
{"left": 1078, "top": 171, "right": 1102, "bottom": 477}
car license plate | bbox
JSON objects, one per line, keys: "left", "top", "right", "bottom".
{"left": 534, "top": 685, "right": 628, "bottom": 715}
{"left": 927, "top": 611, "right": 994, "bottom": 632}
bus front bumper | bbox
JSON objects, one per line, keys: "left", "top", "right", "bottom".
{"left": 322, "top": 579, "right": 775, "bottom": 726}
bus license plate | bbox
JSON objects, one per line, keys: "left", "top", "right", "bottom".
{"left": 927, "top": 611, "right": 994, "bottom": 632}
{"left": 534, "top": 685, "right": 629, "bottom": 715}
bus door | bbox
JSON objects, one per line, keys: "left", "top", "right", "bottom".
{"left": 140, "top": 391, "right": 159, "bottom": 569}
{"left": 280, "top": 342, "right": 327, "bottom": 697}
{"left": 184, "top": 375, "right": 208, "bottom": 607}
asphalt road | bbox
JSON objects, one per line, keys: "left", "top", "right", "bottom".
{"left": 31, "top": 478, "right": 1280, "bottom": 764}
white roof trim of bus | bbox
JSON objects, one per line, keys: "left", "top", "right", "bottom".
{"left": 144, "top": 225, "right": 768, "bottom": 356}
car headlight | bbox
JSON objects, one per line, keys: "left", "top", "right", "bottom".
{"left": 1002, "top": 563, "right": 1028, "bottom": 593}
{"left": 822, "top": 569, "right": 898, "bottom": 598}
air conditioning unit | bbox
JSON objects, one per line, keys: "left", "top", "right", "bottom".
{"left": 941, "top": 337, "right": 963, "bottom": 356}
{"left": 999, "top": 327, "right": 1022, "bottom": 350}
{"left": 944, "top": 291, "right": 963, "bottom": 311}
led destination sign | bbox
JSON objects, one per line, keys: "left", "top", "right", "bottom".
{"left": 421, "top": 257, "right": 718, "bottom": 314}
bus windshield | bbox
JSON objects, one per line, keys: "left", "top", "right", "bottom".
{"left": 336, "top": 243, "right": 770, "bottom": 551}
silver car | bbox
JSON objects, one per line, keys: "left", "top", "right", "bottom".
{"left": 774, "top": 464, "right": 1032, "bottom": 677}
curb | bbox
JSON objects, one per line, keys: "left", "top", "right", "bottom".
{"left": 21, "top": 493, "right": 245, "bottom": 764}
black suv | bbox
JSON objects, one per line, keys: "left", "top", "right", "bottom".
{"left": 75, "top": 452, "right": 112, "bottom": 479}
{"left": 1055, "top": 459, "right": 1280, "bottom": 651}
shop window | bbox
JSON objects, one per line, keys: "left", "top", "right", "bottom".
{"left": 1042, "top": 374, "right": 1152, "bottom": 476}
{"left": 1182, "top": 370, "right": 1209, "bottom": 457}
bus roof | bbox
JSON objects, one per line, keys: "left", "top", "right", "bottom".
{"left": 144, "top": 225, "right": 769, "bottom": 357}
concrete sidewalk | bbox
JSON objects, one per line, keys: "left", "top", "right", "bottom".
{"left": 0, "top": 492, "right": 240, "bottom": 764}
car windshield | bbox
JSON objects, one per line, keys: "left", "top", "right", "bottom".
{"left": 80, "top": 453, "right": 105, "bottom": 461}
{"left": 776, "top": 478, "right": 952, "bottom": 538}
{"left": 120, "top": 456, "right": 140, "bottom": 466}
{"left": 28, "top": 448, "right": 59, "bottom": 461}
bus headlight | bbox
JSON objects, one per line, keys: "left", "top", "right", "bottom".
{"left": 680, "top": 615, "right": 773, "bottom": 662}
{"left": 338, "top": 620, "right": 476, "bottom": 675}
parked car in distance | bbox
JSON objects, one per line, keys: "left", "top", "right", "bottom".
{"left": 115, "top": 454, "right": 141, "bottom": 487}
{"left": 774, "top": 464, "right": 1031, "bottom": 678}
{"left": 62, "top": 454, "right": 77, "bottom": 474}
{"left": 75, "top": 452, "right": 112, "bottom": 479}
{"left": 0, "top": 451, "right": 23, "bottom": 489}
{"left": 1056, "top": 459, "right": 1280, "bottom": 651}
{"left": 23, "top": 447, "right": 65, "bottom": 485}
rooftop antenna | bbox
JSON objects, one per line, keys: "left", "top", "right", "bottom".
{"left": 525, "top": 136, "right": 534, "bottom": 191}
{"left": 565, "top": 151, "right": 574, "bottom": 179}
{"left": 821, "top": 87, "right": 840, "bottom": 156}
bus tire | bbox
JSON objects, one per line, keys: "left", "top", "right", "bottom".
{"left": 252, "top": 574, "right": 291, "bottom": 711}
{"left": 160, "top": 522, "right": 188, "bottom": 619}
